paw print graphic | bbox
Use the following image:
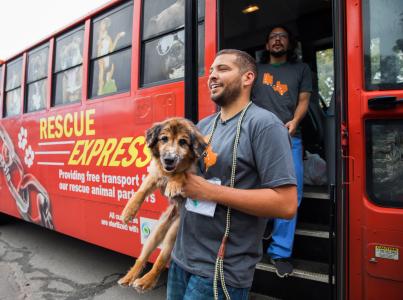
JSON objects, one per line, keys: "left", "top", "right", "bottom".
{"left": 18, "top": 127, "right": 28, "bottom": 150}
{"left": 24, "top": 145, "right": 35, "bottom": 168}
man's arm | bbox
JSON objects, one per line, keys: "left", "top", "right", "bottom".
{"left": 182, "top": 173, "right": 297, "bottom": 219}
{"left": 285, "top": 91, "right": 310, "bottom": 136}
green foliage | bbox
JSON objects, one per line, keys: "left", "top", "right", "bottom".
{"left": 316, "top": 48, "right": 334, "bottom": 106}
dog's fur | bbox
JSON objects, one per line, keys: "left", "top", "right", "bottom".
{"left": 118, "top": 117, "right": 206, "bottom": 292}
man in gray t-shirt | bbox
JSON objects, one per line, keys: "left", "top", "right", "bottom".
{"left": 167, "top": 49, "right": 297, "bottom": 299}
{"left": 252, "top": 25, "right": 312, "bottom": 278}
{"left": 253, "top": 62, "right": 312, "bottom": 128}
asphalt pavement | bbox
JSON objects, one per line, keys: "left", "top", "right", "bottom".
{"left": 0, "top": 215, "right": 166, "bottom": 300}
{"left": 0, "top": 215, "right": 275, "bottom": 300}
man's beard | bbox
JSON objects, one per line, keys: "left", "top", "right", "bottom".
{"left": 211, "top": 79, "right": 242, "bottom": 107}
{"left": 270, "top": 49, "right": 287, "bottom": 58}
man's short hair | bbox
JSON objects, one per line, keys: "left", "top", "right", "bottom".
{"left": 216, "top": 49, "right": 257, "bottom": 81}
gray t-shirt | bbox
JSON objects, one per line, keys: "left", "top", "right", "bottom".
{"left": 171, "top": 103, "right": 296, "bottom": 288}
{"left": 252, "top": 62, "right": 312, "bottom": 124}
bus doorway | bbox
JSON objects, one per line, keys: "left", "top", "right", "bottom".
{"left": 218, "top": 0, "right": 337, "bottom": 299}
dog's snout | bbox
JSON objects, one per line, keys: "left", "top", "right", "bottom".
{"left": 162, "top": 155, "right": 178, "bottom": 172}
{"left": 164, "top": 157, "right": 176, "bottom": 166}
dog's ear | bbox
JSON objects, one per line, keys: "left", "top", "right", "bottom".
{"left": 189, "top": 127, "right": 207, "bottom": 158}
{"left": 146, "top": 123, "right": 163, "bottom": 157}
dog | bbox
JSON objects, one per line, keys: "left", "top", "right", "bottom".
{"left": 118, "top": 117, "right": 206, "bottom": 292}
{"left": 145, "top": 0, "right": 184, "bottom": 38}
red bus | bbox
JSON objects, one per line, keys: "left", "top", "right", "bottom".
{"left": 1, "top": 0, "right": 402, "bottom": 299}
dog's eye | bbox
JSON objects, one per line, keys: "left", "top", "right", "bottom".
{"left": 178, "top": 139, "right": 188, "bottom": 147}
{"left": 160, "top": 136, "right": 168, "bottom": 143}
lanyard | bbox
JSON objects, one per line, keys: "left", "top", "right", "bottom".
{"left": 207, "top": 101, "right": 252, "bottom": 300}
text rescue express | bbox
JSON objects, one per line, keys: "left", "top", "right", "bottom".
{"left": 39, "top": 109, "right": 151, "bottom": 167}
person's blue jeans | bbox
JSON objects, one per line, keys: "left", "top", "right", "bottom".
{"left": 267, "top": 136, "right": 303, "bottom": 259}
{"left": 167, "top": 261, "right": 250, "bottom": 300}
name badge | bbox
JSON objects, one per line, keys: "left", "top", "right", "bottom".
{"left": 185, "top": 177, "right": 221, "bottom": 217}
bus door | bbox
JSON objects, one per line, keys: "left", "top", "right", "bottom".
{"left": 347, "top": 0, "right": 403, "bottom": 299}
{"left": 218, "top": 0, "right": 335, "bottom": 299}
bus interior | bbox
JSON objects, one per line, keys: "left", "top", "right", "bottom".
{"left": 219, "top": 0, "right": 337, "bottom": 298}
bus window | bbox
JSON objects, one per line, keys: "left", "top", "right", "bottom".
{"left": 89, "top": 2, "right": 133, "bottom": 99}
{"left": 363, "top": 0, "right": 403, "bottom": 90}
{"left": 366, "top": 120, "right": 403, "bottom": 207}
{"left": 4, "top": 58, "right": 23, "bottom": 117}
{"left": 53, "top": 27, "right": 84, "bottom": 106}
{"left": 142, "top": 0, "right": 204, "bottom": 40}
{"left": 316, "top": 48, "right": 334, "bottom": 107}
{"left": 141, "top": 0, "right": 205, "bottom": 86}
{"left": 26, "top": 44, "right": 49, "bottom": 112}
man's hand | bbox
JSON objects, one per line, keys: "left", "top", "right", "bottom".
{"left": 286, "top": 91, "right": 310, "bottom": 136}
{"left": 182, "top": 172, "right": 297, "bottom": 218}
{"left": 182, "top": 173, "right": 211, "bottom": 201}
{"left": 285, "top": 119, "right": 298, "bottom": 136}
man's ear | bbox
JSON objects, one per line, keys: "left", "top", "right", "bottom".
{"left": 146, "top": 122, "right": 163, "bottom": 157}
{"left": 243, "top": 71, "right": 256, "bottom": 88}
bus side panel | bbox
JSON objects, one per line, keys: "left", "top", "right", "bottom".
{"left": 198, "top": 0, "right": 217, "bottom": 120}
{"left": 0, "top": 118, "right": 31, "bottom": 220}
{"left": 345, "top": 0, "right": 364, "bottom": 297}
{"left": 0, "top": 90, "right": 179, "bottom": 260}
{"left": 347, "top": 0, "right": 403, "bottom": 299}
{"left": 82, "top": 199, "right": 162, "bottom": 262}
{"left": 0, "top": 0, "right": 217, "bottom": 265}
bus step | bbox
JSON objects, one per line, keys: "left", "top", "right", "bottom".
{"left": 256, "top": 258, "right": 332, "bottom": 283}
{"left": 298, "top": 196, "right": 331, "bottom": 225}
{"left": 295, "top": 222, "right": 330, "bottom": 239}
{"left": 303, "top": 185, "right": 330, "bottom": 200}
{"left": 249, "top": 292, "right": 282, "bottom": 300}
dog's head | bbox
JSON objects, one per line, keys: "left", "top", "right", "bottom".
{"left": 146, "top": 118, "right": 206, "bottom": 173}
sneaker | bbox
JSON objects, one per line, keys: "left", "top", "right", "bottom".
{"left": 270, "top": 258, "right": 293, "bottom": 278}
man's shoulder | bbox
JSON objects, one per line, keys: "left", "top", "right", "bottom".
{"left": 288, "top": 61, "right": 311, "bottom": 71}
{"left": 196, "top": 104, "right": 285, "bottom": 130}
{"left": 247, "top": 104, "right": 284, "bottom": 128}
{"left": 197, "top": 113, "right": 218, "bottom": 130}
{"left": 246, "top": 105, "right": 290, "bottom": 148}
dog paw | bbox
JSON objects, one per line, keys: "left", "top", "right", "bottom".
{"left": 164, "top": 182, "right": 183, "bottom": 199}
{"left": 118, "top": 272, "right": 137, "bottom": 286}
{"left": 118, "top": 276, "right": 132, "bottom": 286}
{"left": 132, "top": 272, "right": 159, "bottom": 293}
{"left": 121, "top": 209, "right": 132, "bottom": 224}
{"left": 118, "top": 260, "right": 144, "bottom": 286}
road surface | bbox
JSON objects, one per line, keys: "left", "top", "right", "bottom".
{"left": 0, "top": 216, "right": 166, "bottom": 300}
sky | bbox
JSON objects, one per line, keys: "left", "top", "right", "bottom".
{"left": 0, "top": 0, "right": 111, "bottom": 60}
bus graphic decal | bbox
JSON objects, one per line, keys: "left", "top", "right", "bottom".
{"left": 0, "top": 124, "right": 54, "bottom": 229}
{"left": 17, "top": 126, "right": 36, "bottom": 168}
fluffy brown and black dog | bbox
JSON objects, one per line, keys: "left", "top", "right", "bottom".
{"left": 118, "top": 117, "right": 206, "bottom": 292}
